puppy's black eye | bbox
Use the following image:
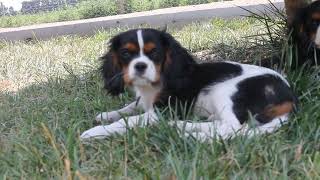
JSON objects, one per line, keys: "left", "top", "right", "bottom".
{"left": 148, "top": 48, "right": 157, "bottom": 56}
{"left": 120, "top": 49, "right": 131, "bottom": 59}
{"left": 311, "top": 20, "right": 320, "bottom": 29}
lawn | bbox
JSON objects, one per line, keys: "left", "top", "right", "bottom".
{"left": 0, "top": 0, "right": 222, "bottom": 28}
{"left": 1, "top": 17, "right": 320, "bottom": 179}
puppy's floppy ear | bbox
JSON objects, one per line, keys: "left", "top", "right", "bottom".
{"left": 161, "top": 32, "right": 195, "bottom": 77}
{"left": 160, "top": 31, "right": 195, "bottom": 91}
{"left": 100, "top": 37, "right": 125, "bottom": 96}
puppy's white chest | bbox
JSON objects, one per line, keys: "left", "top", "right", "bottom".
{"left": 135, "top": 85, "right": 161, "bottom": 111}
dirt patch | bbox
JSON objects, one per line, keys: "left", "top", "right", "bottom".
{"left": 0, "top": 80, "right": 17, "bottom": 92}
{"left": 192, "top": 50, "right": 225, "bottom": 63}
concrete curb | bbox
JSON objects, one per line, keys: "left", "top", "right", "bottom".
{"left": 0, "top": 0, "right": 284, "bottom": 41}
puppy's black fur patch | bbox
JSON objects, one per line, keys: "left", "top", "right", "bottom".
{"left": 232, "top": 74, "right": 296, "bottom": 124}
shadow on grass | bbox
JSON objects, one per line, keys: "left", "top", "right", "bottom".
{"left": 0, "top": 67, "right": 202, "bottom": 178}
{"left": 0, "top": 69, "right": 123, "bottom": 177}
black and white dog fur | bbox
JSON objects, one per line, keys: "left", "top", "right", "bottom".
{"left": 80, "top": 29, "right": 296, "bottom": 141}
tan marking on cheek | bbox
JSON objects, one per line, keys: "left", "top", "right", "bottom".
{"left": 312, "top": 13, "right": 320, "bottom": 20}
{"left": 122, "top": 66, "right": 132, "bottom": 86}
{"left": 154, "top": 64, "right": 162, "bottom": 84}
{"left": 164, "top": 51, "right": 172, "bottom": 70}
{"left": 123, "top": 43, "right": 138, "bottom": 52}
{"left": 310, "top": 32, "right": 316, "bottom": 41}
{"left": 154, "top": 91, "right": 163, "bottom": 104}
{"left": 299, "top": 25, "right": 304, "bottom": 33}
{"left": 264, "top": 101, "right": 294, "bottom": 119}
{"left": 143, "top": 42, "right": 156, "bottom": 53}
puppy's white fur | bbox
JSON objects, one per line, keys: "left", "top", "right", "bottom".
{"left": 315, "top": 26, "right": 320, "bottom": 48}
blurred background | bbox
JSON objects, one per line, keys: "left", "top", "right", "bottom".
{"left": 0, "top": 0, "right": 226, "bottom": 27}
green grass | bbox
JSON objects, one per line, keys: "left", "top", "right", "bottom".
{"left": 0, "top": 0, "right": 222, "bottom": 28}
{"left": 1, "top": 18, "right": 320, "bottom": 179}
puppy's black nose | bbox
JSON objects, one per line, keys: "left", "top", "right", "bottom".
{"left": 134, "top": 62, "right": 147, "bottom": 73}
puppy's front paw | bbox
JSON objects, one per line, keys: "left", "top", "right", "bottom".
{"left": 169, "top": 121, "right": 188, "bottom": 130}
{"left": 80, "top": 125, "right": 110, "bottom": 140}
{"left": 95, "top": 111, "right": 121, "bottom": 123}
{"left": 184, "top": 132, "right": 212, "bottom": 142}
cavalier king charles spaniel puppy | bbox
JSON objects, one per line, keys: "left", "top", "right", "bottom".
{"left": 289, "top": 0, "right": 320, "bottom": 67}
{"left": 261, "top": 1, "right": 320, "bottom": 69}
{"left": 80, "top": 28, "right": 296, "bottom": 141}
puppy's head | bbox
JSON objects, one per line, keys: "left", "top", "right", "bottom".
{"left": 291, "top": 1, "right": 320, "bottom": 49}
{"left": 101, "top": 28, "right": 193, "bottom": 95}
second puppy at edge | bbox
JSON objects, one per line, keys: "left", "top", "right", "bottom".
{"left": 80, "top": 28, "right": 296, "bottom": 141}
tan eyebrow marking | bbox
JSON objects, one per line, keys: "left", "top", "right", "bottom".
{"left": 123, "top": 43, "right": 139, "bottom": 52}
{"left": 143, "top": 42, "right": 156, "bottom": 53}
{"left": 312, "top": 12, "right": 320, "bottom": 20}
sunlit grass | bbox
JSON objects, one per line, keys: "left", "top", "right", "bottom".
{"left": 0, "top": 0, "right": 223, "bottom": 28}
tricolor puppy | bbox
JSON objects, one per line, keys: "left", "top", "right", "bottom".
{"left": 290, "top": 0, "right": 320, "bottom": 67}
{"left": 80, "top": 28, "right": 296, "bottom": 141}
